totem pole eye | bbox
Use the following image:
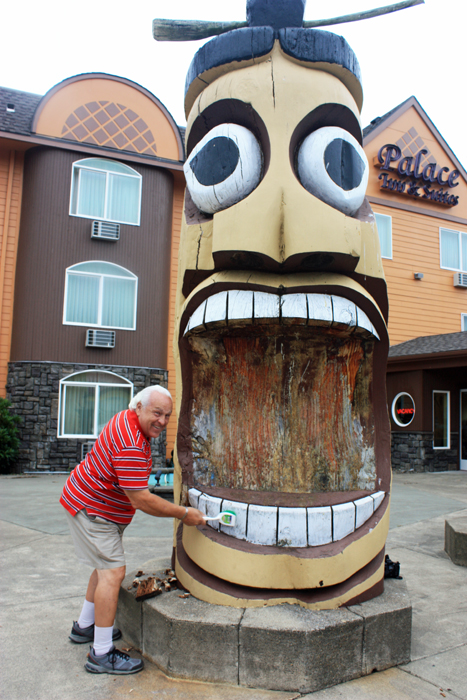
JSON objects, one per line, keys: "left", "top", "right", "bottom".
{"left": 184, "top": 123, "right": 262, "bottom": 215}
{"left": 297, "top": 126, "right": 369, "bottom": 216}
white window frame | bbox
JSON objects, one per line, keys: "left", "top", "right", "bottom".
{"left": 69, "top": 158, "right": 142, "bottom": 226}
{"left": 58, "top": 370, "right": 133, "bottom": 438}
{"left": 375, "top": 212, "right": 392, "bottom": 260}
{"left": 462, "top": 313, "right": 467, "bottom": 332}
{"left": 439, "top": 227, "right": 467, "bottom": 272}
{"left": 63, "top": 261, "right": 138, "bottom": 330}
{"left": 432, "top": 390, "right": 450, "bottom": 449}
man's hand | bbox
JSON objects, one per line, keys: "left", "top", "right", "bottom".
{"left": 123, "top": 488, "right": 205, "bottom": 526}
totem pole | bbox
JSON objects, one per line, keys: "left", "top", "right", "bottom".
{"left": 154, "top": 0, "right": 421, "bottom": 609}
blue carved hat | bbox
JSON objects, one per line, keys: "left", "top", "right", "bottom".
{"left": 184, "top": 0, "right": 362, "bottom": 113}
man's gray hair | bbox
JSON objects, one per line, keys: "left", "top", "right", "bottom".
{"left": 128, "top": 385, "right": 172, "bottom": 410}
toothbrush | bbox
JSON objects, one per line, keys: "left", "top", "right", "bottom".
{"left": 203, "top": 511, "right": 237, "bottom": 527}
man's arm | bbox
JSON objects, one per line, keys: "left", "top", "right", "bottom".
{"left": 123, "top": 488, "right": 205, "bottom": 526}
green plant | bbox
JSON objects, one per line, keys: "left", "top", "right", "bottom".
{"left": 0, "top": 398, "right": 21, "bottom": 474}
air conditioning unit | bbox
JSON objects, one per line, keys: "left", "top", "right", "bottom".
{"left": 453, "top": 273, "right": 467, "bottom": 288}
{"left": 81, "top": 442, "right": 95, "bottom": 460}
{"left": 91, "top": 220, "right": 120, "bottom": 241}
{"left": 85, "top": 329, "right": 116, "bottom": 348}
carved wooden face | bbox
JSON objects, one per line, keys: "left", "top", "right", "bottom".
{"left": 174, "top": 45, "right": 391, "bottom": 608}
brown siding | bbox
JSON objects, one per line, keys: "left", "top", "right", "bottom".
{"left": 0, "top": 148, "right": 24, "bottom": 396}
{"left": 10, "top": 147, "right": 173, "bottom": 368}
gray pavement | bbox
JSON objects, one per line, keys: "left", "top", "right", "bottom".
{"left": 1, "top": 471, "right": 466, "bottom": 700}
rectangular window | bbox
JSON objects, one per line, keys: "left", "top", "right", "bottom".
{"left": 440, "top": 228, "right": 467, "bottom": 272}
{"left": 433, "top": 391, "right": 450, "bottom": 449}
{"left": 462, "top": 314, "right": 467, "bottom": 331}
{"left": 375, "top": 213, "right": 392, "bottom": 259}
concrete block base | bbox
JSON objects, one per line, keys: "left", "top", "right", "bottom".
{"left": 445, "top": 511, "right": 467, "bottom": 567}
{"left": 117, "top": 562, "right": 412, "bottom": 694}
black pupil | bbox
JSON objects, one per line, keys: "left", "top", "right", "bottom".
{"left": 190, "top": 137, "right": 240, "bottom": 186}
{"left": 324, "top": 138, "right": 364, "bottom": 191}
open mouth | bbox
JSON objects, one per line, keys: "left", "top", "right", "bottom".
{"left": 178, "top": 282, "right": 388, "bottom": 549}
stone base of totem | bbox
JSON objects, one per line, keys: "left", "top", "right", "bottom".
{"left": 116, "top": 558, "right": 412, "bottom": 694}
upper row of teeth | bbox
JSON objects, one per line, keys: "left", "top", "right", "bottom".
{"left": 184, "top": 291, "right": 379, "bottom": 339}
{"left": 188, "top": 488, "right": 385, "bottom": 547}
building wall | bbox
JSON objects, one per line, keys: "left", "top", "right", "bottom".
{"left": 373, "top": 202, "right": 467, "bottom": 345}
{"left": 166, "top": 174, "right": 185, "bottom": 456}
{"left": 364, "top": 102, "right": 467, "bottom": 346}
{"left": 6, "top": 361, "right": 168, "bottom": 472}
{"left": 10, "top": 147, "right": 174, "bottom": 368}
{"left": 0, "top": 148, "right": 24, "bottom": 396}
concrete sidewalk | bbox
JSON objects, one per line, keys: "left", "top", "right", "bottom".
{"left": 1, "top": 471, "right": 466, "bottom": 700}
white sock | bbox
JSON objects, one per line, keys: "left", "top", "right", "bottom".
{"left": 93, "top": 626, "right": 114, "bottom": 656}
{"left": 77, "top": 599, "right": 95, "bottom": 629}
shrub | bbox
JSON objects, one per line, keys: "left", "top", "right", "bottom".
{"left": 0, "top": 398, "right": 21, "bottom": 474}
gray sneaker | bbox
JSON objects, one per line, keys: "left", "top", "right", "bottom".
{"left": 69, "top": 621, "right": 122, "bottom": 644}
{"left": 85, "top": 646, "right": 144, "bottom": 675}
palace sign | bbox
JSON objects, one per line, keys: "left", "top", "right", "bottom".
{"left": 377, "top": 144, "right": 460, "bottom": 207}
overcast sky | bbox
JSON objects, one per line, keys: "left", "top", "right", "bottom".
{"left": 2, "top": 0, "right": 465, "bottom": 168}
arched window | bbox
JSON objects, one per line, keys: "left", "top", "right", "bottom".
{"left": 64, "top": 261, "right": 137, "bottom": 330}
{"left": 70, "top": 158, "right": 142, "bottom": 225}
{"left": 59, "top": 371, "right": 133, "bottom": 438}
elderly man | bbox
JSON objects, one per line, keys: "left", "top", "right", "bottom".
{"left": 60, "top": 385, "right": 205, "bottom": 675}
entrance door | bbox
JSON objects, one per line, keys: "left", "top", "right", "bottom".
{"left": 461, "top": 390, "right": 467, "bottom": 470}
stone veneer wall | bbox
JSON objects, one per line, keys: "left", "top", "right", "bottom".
{"left": 6, "top": 361, "right": 168, "bottom": 473}
{"left": 391, "top": 431, "right": 459, "bottom": 472}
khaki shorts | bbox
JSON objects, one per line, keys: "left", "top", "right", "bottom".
{"left": 65, "top": 509, "right": 128, "bottom": 570}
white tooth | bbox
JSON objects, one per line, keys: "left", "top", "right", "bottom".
{"left": 371, "top": 491, "right": 385, "bottom": 511}
{"left": 192, "top": 490, "right": 385, "bottom": 546}
{"left": 356, "top": 308, "right": 380, "bottom": 340}
{"left": 201, "top": 494, "right": 223, "bottom": 531}
{"left": 281, "top": 294, "right": 307, "bottom": 322}
{"left": 219, "top": 499, "right": 248, "bottom": 539}
{"left": 332, "top": 296, "right": 357, "bottom": 329}
{"left": 332, "top": 501, "right": 356, "bottom": 541}
{"left": 205, "top": 291, "right": 228, "bottom": 325}
{"left": 278, "top": 507, "right": 308, "bottom": 547}
{"left": 307, "top": 293, "right": 333, "bottom": 325}
{"left": 354, "top": 495, "right": 375, "bottom": 529}
{"left": 188, "top": 488, "right": 202, "bottom": 508}
{"left": 307, "top": 506, "right": 333, "bottom": 546}
{"left": 246, "top": 504, "right": 277, "bottom": 545}
{"left": 228, "top": 290, "right": 254, "bottom": 321}
{"left": 254, "top": 291, "right": 280, "bottom": 319}
{"left": 185, "top": 300, "right": 206, "bottom": 334}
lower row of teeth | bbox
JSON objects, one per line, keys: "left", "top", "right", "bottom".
{"left": 188, "top": 488, "right": 385, "bottom": 547}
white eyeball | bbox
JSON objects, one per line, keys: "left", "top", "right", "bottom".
{"left": 297, "top": 126, "right": 369, "bottom": 216}
{"left": 184, "top": 123, "right": 262, "bottom": 215}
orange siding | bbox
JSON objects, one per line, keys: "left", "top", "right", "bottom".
{"left": 166, "top": 176, "right": 184, "bottom": 456}
{"left": 0, "top": 149, "right": 24, "bottom": 397}
{"left": 373, "top": 202, "right": 467, "bottom": 345}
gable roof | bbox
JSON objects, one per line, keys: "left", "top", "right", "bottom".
{"left": 363, "top": 95, "right": 466, "bottom": 183}
{"left": 0, "top": 86, "right": 42, "bottom": 135}
{"left": 389, "top": 331, "right": 467, "bottom": 357}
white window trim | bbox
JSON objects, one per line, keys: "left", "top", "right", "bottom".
{"left": 69, "top": 158, "right": 142, "bottom": 226}
{"left": 462, "top": 313, "right": 467, "bottom": 332}
{"left": 58, "top": 370, "right": 133, "bottom": 438}
{"left": 439, "top": 227, "right": 466, "bottom": 273}
{"left": 374, "top": 212, "right": 393, "bottom": 260}
{"left": 63, "top": 261, "right": 138, "bottom": 331}
{"left": 432, "top": 390, "right": 450, "bottom": 450}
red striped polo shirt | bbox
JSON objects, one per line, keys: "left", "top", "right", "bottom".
{"left": 60, "top": 409, "right": 152, "bottom": 525}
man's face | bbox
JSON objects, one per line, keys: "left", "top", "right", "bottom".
{"left": 173, "top": 46, "right": 390, "bottom": 608}
{"left": 135, "top": 392, "right": 172, "bottom": 440}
